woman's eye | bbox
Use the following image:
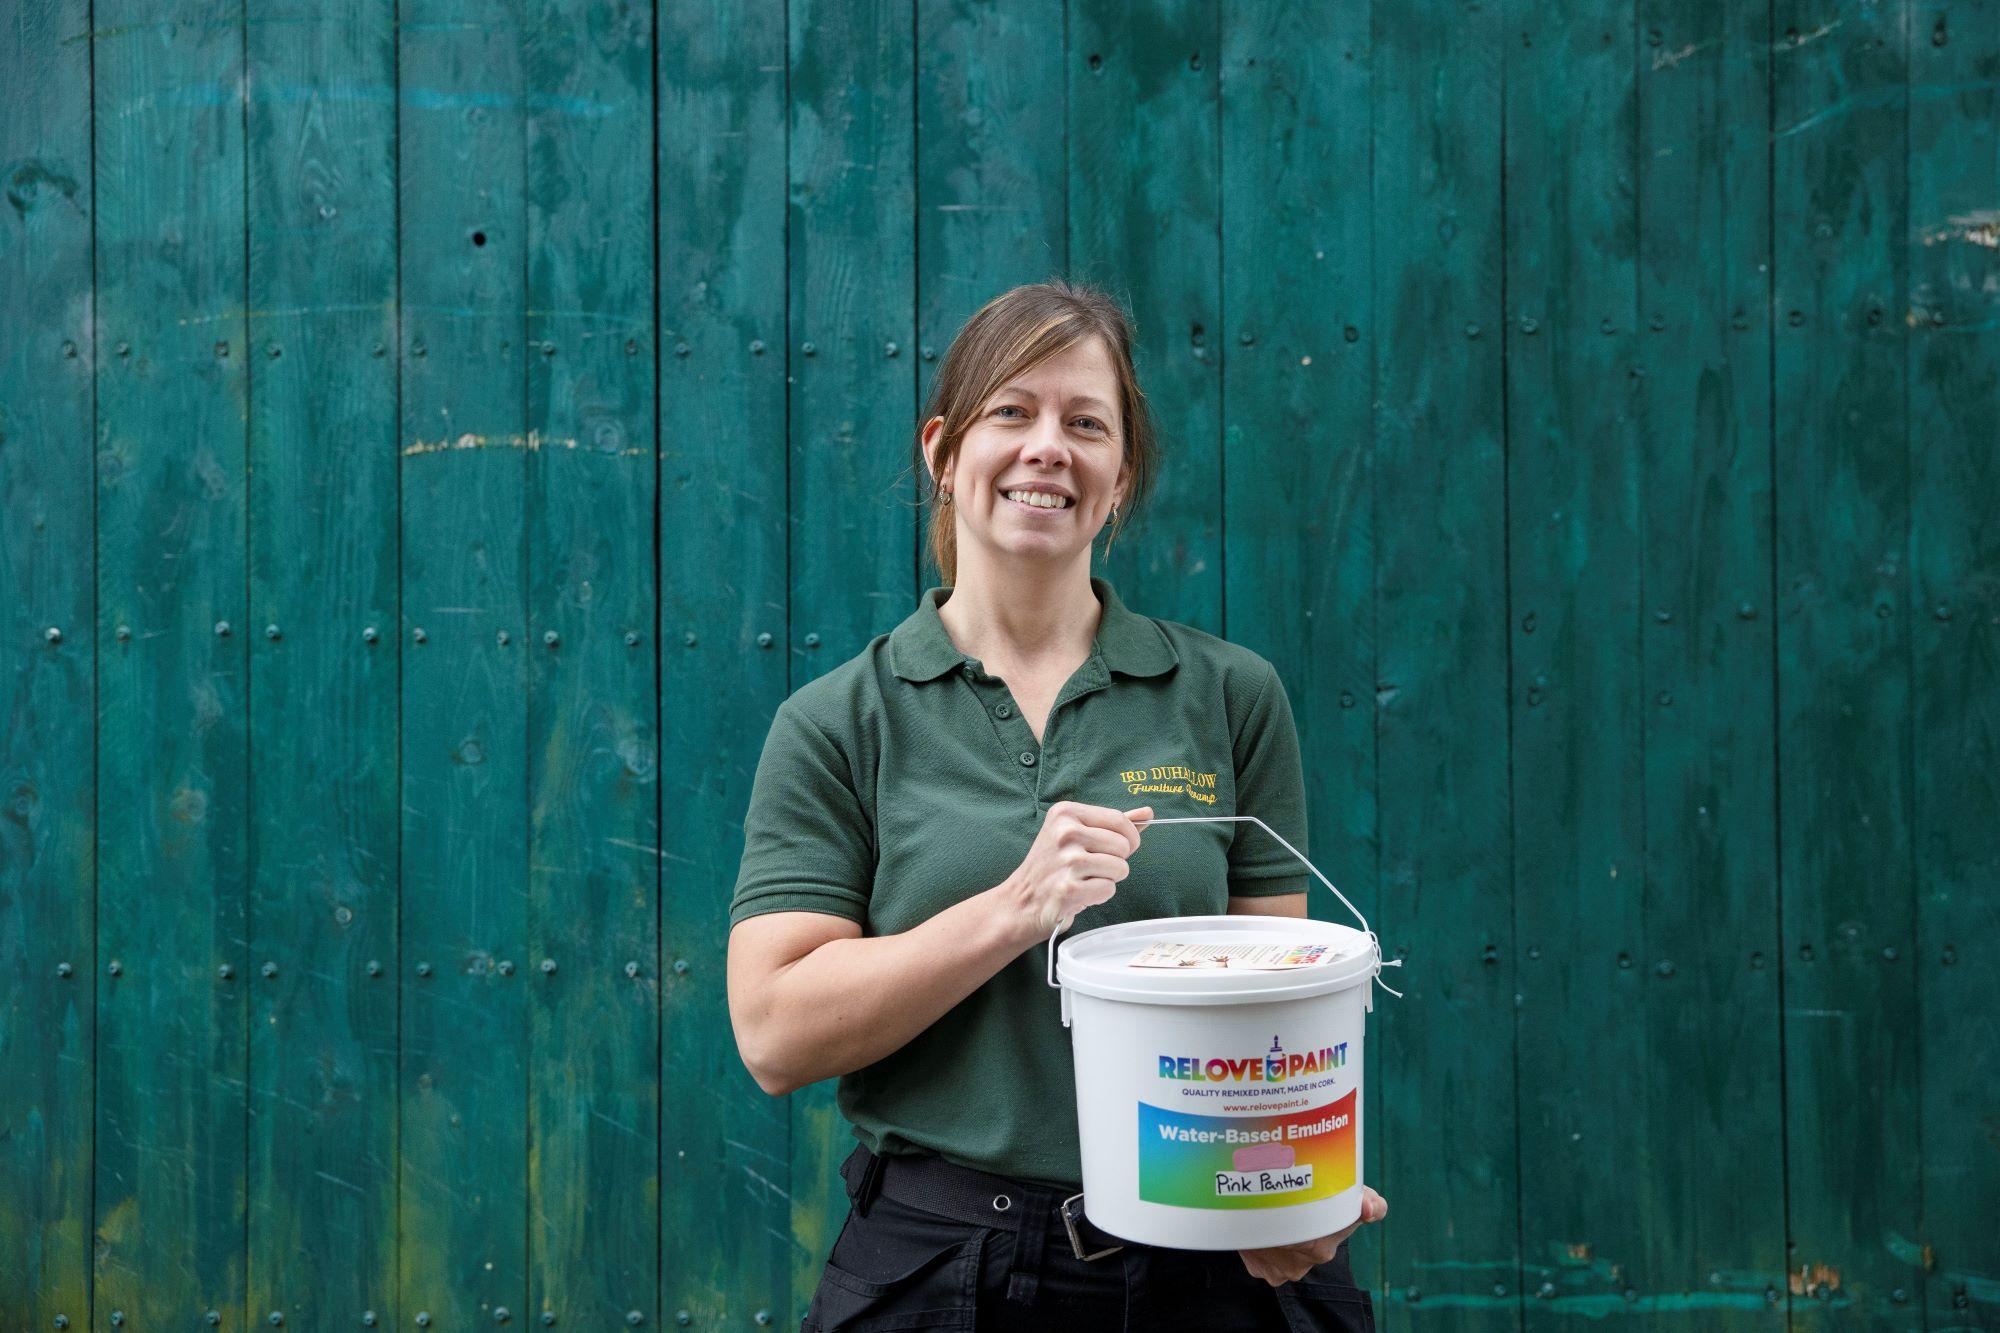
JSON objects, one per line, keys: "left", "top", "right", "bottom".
{"left": 994, "top": 405, "right": 1024, "bottom": 418}
{"left": 1075, "top": 417, "right": 1104, "bottom": 432}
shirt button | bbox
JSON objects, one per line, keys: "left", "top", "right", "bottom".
{"left": 995, "top": 703, "right": 1013, "bottom": 719}
{"left": 1019, "top": 751, "right": 1037, "bottom": 767}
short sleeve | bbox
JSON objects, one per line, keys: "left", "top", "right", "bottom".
{"left": 1226, "top": 662, "right": 1310, "bottom": 897}
{"left": 728, "top": 700, "right": 876, "bottom": 927}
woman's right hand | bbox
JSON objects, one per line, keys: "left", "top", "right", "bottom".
{"left": 1004, "top": 801, "right": 1154, "bottom": 941}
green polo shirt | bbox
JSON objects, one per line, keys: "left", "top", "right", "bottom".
{"left": 729, "top": 576, "right": 1309, "bottom": 1186}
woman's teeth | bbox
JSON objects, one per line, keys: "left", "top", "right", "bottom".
{"left": 1003, "top": 489, "right": 1072, "bottom": 509}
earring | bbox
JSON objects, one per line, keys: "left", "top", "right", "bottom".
{"left": 1110, "top": 504, "right": 1119, "bottom": 523}
{"left": 941, "top": 489, "right": 954, "bottom": 505}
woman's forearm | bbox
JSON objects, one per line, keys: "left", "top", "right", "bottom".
{"left": 742, "top": 875, "right": 1042, "bottom": 1096}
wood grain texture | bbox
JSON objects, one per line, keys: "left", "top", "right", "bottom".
{"left": 1773, "top": 0, "right": 1921, "bottom": 1327}
{"left": 1908, "top": 1, "right": 2000, "bottom": 1326}
{"left": 1370, "top": 0, "right": 1519, "bottom": 1325}
{"left": 0, "top": 0, "right": 95, "bottom": 1320}
{"left": 1634, "top": 0, "right": 1789, "bottom": 1324}
{"left": 522, "top": 0, "right": 660, "bottom": 1319}
{"left": 1507, "top": 0, "right": 1649, "bottom": 1324}
{"left": 658, "top": 0, "right": 796, "bottom": 1321}
{"left": 244, "top": 0, "right": 400, "bottom": 1321}
{"left": 91, "top": 0, "right": 251, "bottom": 1320}
{"left": 397, "top": 0, "right": 532, "bottom": 1319}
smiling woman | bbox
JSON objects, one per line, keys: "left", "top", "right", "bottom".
{"left": 724, "top": 280, "right": 1383, "bottom": 1331}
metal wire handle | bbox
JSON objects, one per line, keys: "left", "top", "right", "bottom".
{"left": 1043, "top": 814, "right": 1404, "bottom": 1000}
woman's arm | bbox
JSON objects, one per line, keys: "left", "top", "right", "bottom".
{"left": 726, "top": 883, "right": 1042, "bottom": 1097}
{"left": 1227, "top": 891, "right": 1308, "bottom": 919}
{"left": 727, "top": 800, "right": 1152, "bottom": 1097}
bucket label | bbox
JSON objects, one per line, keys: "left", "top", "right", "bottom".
{"left": 1127, "top": 940, "right": 1338, "bottom": 970}
{"left": 1137, "top": 1091, "right": 1356, "bottom": 1209}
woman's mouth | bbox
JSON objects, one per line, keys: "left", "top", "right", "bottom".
{"left": 1001, "top": 489, "right": 1074, "bottom": 512}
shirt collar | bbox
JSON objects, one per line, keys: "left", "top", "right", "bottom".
{"left": 889, "top": 575, "right": 1179, "bottom": 683}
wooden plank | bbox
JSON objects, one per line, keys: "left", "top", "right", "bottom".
{"left": 1635, "top": 0, "right": 1790, "bottom": 1322}
{"left": 398, "top": 0, "right": 532, "bottom": 1318}
{"left": 1068, "top": 0, "right": 1222, "bottom": 631}
{"left": 1506, "top": 0, "right": 1648, "bottom": 1323}
{"left": 657, "top": 0, "right": 795, "bottom": 1323}
{"left": 0, "top": 0, "right": 95, "bottom": 1318}
{"left": 1771, "top": 0, "right": 1920, "bottom": 1326}
{"left": 522, "top": 0, "right": 659, "bottom": 1319}
{"left": 785, "top": 0, "right": 919, "bottom": 1303}
{"left": 1908, "top": 1, "right": 2000, "bottom": 1325}
{"left": 1218, "top": 0, "right": 1381, "bottom": 1299}
{"left": 242, "top": 0, "right": 400, "bottom": 1321}
{"left": 90, "top": 0, "right": 251, "bottom": 1319}
{"left": 1369, "top": 0, "right": 1519, "bottom": 1327}
{"left": 914, "top": 0, "right": 1066, "bottom": 585}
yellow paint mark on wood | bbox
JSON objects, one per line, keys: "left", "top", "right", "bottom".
{"left": 1790, "top": 1262, "right": 1840, "bottom": 1295}
{"left": 401, "top": 431, "right": 650, "bottom": 458}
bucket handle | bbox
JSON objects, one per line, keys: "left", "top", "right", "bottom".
{"left": 1044, "top": 814, "right": 1405, "bottom": 1000}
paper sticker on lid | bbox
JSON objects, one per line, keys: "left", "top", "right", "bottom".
{"left": 1127, "top": 940, "right": 1337, "bottom": 971}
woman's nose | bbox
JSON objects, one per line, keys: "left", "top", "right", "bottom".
{"left": 1020, "top": 419, "right": 1072, "bottom": 466}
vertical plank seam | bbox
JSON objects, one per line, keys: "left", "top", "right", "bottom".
{"left": 1629, "top": 0, "right": 1652, "bottom": 1305}
{"left": 392, "top": 0, "right": 408, "bottom": 1304}
{"left": 1499, "top": 0, "right": 1526, "bottom": 1324}
{"left": 392, "top": 0, "right": 407, "bottom": 1314}
{"left": 1364, "top": 0, "right": 1387, "bottom": 1304}
{"left": 1062, "top": 0, "right": 1071, "bottom": 278}
{"left": 1898, "top": 3, "right": 1926, "bottom": 1325}
{"left": 649, "top": 0, "right": 665, "bottom": 1319}
{"left": 520, "top": 0, "right": 535, "bottom": 1311}
{"left": 87, "top": 0, "right": 101, "bottom": 1319}
{"left": 239, "top": 0, "right": 254, "bottom": 1315}
{"left": 1764, "top": 0, "right": 1796, "bottom": 1319}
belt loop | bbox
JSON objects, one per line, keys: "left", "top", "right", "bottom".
{"left": 840, "top": 1143, "right": 887, "bottom": 1219}
{"left": 1003, "top": 1188, "right": 1054, "bottom": 1305}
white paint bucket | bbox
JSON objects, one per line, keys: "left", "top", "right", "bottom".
{"left": 1048, "top": 816, "right": 1399, "bottom": 1251}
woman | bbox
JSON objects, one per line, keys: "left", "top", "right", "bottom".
{"left": 727, "top": 279, "right": 1386, "bottom": 1331}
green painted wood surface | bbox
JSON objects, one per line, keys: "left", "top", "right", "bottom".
{"left": 1635, "top": 0, "right": 1788, "bottom": 1324}
{"left": 4, "top": 3, "right": 1998, "bottom": 1329}
{"left": 1369, "top": 0, "right": 1520, "bottom": 1326}
{"left": 90, "top": 0, "right": 251, "bottom": 1321}
{"left": 0, "top": 0, "right": 94, "bottom": 1323}
{"left": 1507, "top": 0, "right": 1651, "bottom": 1325}
{"left": 1909, "top": 6, "right": 2000, "bottom": 1329}
{"left": 244, "top": 0, "right": 400, "bottom": 1321}
{"left": 658, "top": 0, "right": 796, "bottom": 1322}
{"left": 522, "top": 0, "right": 660, "bottom": 1320}
{"left": 397, "top": 0, "right": 533, "bottom": 1320}
{"left": 1773, "top": 1, "right": 1922, "bottom": 1328}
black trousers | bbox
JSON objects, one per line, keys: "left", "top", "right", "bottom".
{"left": 802, "top": 1145, "right": 1376, "bottom": 1332}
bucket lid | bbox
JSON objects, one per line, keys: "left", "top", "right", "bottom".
{"left": 1056, "top": 914, "right": 1379, "bottom": 1007}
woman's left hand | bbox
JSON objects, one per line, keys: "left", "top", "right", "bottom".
{"left": 1236, "top": 1187, "right": 1388, "bottom": 1287}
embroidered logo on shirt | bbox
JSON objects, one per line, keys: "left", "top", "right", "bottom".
{"left": 1118, "top": 763, "right": 1219, "bottom": 805}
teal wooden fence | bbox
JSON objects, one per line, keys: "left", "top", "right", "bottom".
{"left": 3, "top": 0, "right": 1995, "bottom": 1328}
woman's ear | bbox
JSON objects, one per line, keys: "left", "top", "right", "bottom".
{"left": 920, "top": 416, "right": 949, "bottom": 490}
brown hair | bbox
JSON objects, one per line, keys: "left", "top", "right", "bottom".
{"left": 915, "top": 278, "right": 1158, "bottom": 585}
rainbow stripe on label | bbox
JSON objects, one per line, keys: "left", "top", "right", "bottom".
{"left": 1137, "top": 1091, "right": 1357, "bottom": 1210}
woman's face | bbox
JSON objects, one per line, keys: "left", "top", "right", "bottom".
{"left": 925, "top": 335, "right": 1127, "bottom": 573}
